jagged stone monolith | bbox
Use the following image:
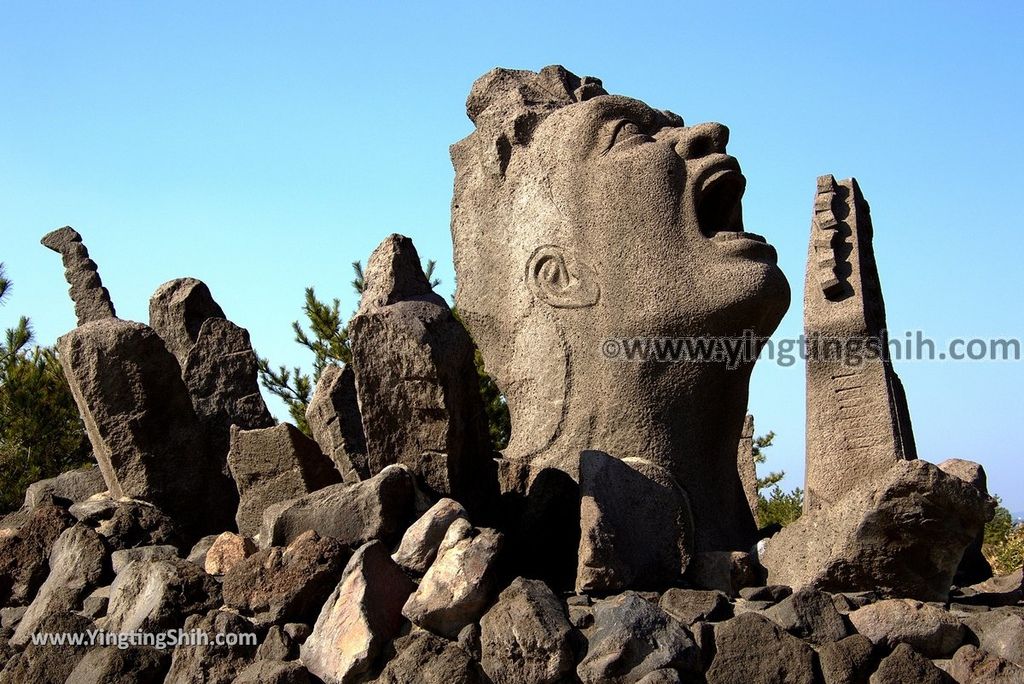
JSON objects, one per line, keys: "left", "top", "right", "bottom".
{"left": 804, "top": 175, "right": 916, "bottom": 512}
{"left": 737, "top": 414, "right": 758, "bottom": 524}
{"left": 306, "top": 364, "right": 369, "bottom": 482}
{"left": 348, "top": 234, "right": 493, "bottom": 512}
{"left": 40, "top": 226, "right": 116, "bottom": 325}
{"left": 148, "top": 278, "right": 225, "bottom": 366}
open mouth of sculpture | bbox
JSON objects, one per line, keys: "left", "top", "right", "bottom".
{"left": 697, "top": 168, "right": 766, "bottom": 244}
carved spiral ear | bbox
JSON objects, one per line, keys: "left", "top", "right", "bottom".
{"left": 526, "top": 245, "right": 600, "bottom": 308}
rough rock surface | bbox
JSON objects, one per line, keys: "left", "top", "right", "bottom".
{"left": 848, "top": 599, "right": 965, "bottom": 658}
{"left": 349, "top": 234, "right": 492, "bottom": 512}
{"left": 403, "top": 519, "right": 504, "bottom": 638}
{"left": 659, "top": 588, "right": 732, "bottom": 625}
{"left": 0, "top": 504, "right": 74, "bottom": 606}
{"left": 261, "top": 464, "right": 414, "bottom": 548}
{"left": 103, "top": 557, "right": 221, "bottom": 633}
{"left": 234, "top": 660, "right": 312, "bottom": 684}
{"left": 392, "top": 497, "right": 467, "bottom": 574}
{"left": 111, "top": 544, "right": 177, "bottom": 573}
{"left": 479, "top": 577, "right": 574, "bottom": 684}
{"left": 223, "top": 530, "right": 350, "bottom": 627}
{"left": 57, "top": 318, "right": 233, "bottom": 537}
{"left": 0, "top": 611, "right": 95, "bottom": 684}
{"left": 686, "top": 550, "right": 762, "bottom": 596}
{"left": 869, "top": 643, "right": 953, "bottom": 684}
{"left": 376, "top": 632, "right": 485, "bottom": 684}
{"left": 12, "top": 523, "right": 108, "bottom": 646}
{"left": 65, "top": 645, "right": 171, "bottom": 684}
{"left": 23, "top": 466, "right": 105, "bottom": 509}
{"left": 40, "top": 226, "right": 116, "bottom": 325}
{"left": 148, "top": 277, "right": 226, "bottom": 365}
{"left": 306, "top": 364, "right": 368, "bottom": 481}
{"left": 815, "top": 634, "right": 876, "bottom": 684}
{"left": 939, "top": 458, "right": 995, "bottom": 585}
{"left": 763, "top": 587, "right": 850, "bottom": 645}
{"left": 204, "top": 531, "right": 257, "bottom": 575}
{"left": 576, "top": 452, "right": 693, "bottom": 593}
{"left": 974, "top": 612, "right": 1024, "bottom": 668}
{"left": 946, "top": 644, "right": 1024, "bottom": 683}
{"left": 706, "top": 612, "right": 818, "bottom": 684}
{"left": 762, "top": 460, "right": 994, "bottom": 601}
{"left": 228, "top": 423, "right": 341, "bottom": 537}
{"left": 163, "top": 609, "right": 259, "bottom": 683}
{"left": 301, "top": 541, "right": 416, "bottom": 684}
{"left": 577, "top": 592, "right": 701, "bottom": 683}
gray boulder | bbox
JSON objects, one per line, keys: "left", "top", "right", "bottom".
{"left": 946, "top": 644, "right": 1024, "bottom": 684}
{"left": 577, "top": 592, "right": 701, "bottom": 683}
{"left": 223, "top": 530, "right": 349, "bottom": 627}
{"left": 763, "top": 587, "right": 849, "bottom": 645}
{"left": 685, "top": 550, "right": 763, "bottom": 597}
{"left": 975, "top": 612, "right": 1024, "bottom": 668}
{"left": 939, "top": 458, "right": 994, "bottom": 585}
{"left": 301, "top": 541, "right": 416, "bottom": 684}
{"left": 869, "top": 643, "right": 954, "bottom": 684}
{"left": 111, "top": 544, "right": 178, "bottom": 573}
{"left": 148, "top": 277, "right": 226, "bottom": 365}
{"left": 23, "top": 466, "right": 105, "bottom": 508}
{"left": 233, "top": 660, "right": 312, "bottom": 684}
{"left": 392, "top": 497, "right": 467, "bottom": 575}
{"left": 65, "top": 645, "right": 171, "bottom": 684}
{"left": 0, "top": 611, "right": 95, "bottom": 684}
{"left": 848, "top": 599, "right": 965, "bottom": 659}
{"left": 706, "top": 612, "right": 818, "bottom": 684}
{"left": 815, "top": 634, "right": 876, "bottom": 684}
{"left": 659, "top": 588, "right": 732, "bottom": 625}
{"left": 305, "top": 364, "right": 368, "bottom": 481}
{"left": 479, "top": 577, "right": 575, "bottom": 684}
{"left": 576, "top": 452, "right": 693, "bottom": 593}
{"left": 12, "top": 523, "right": 108, "bottom": 646}
{"left": 164, "top": 609, "right": 259, "bottom": 683}
{"left": 403, "top": 519, "right": 504, "bottom": 638}
{"left": 377, "top": 632, "right": 485, "bottom": 684}
{"left": 228, "top": 423, "right": 341, "bottom": 537}
{"left": 762, "top": 460, "right": 994, "bottom": 602}
{"left": 261, "top": 464, "right": 414, "bottom": 548}
{"left": 103, "top": 557, "right": 221, "bottom": 633}
{"left": 0, "top": 504, "right": 74, "bottom": 606}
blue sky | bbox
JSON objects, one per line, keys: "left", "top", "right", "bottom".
{"left": 2, "top": 2, "right": 1022, "bottom": 510}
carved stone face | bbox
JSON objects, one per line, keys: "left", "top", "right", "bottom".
{"left": 527, "top": 94, "right": 790, "bottom": 339}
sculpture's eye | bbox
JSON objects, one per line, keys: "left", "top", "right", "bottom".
{"left": 608, "top": 120, "right": 652, "bottom": 150}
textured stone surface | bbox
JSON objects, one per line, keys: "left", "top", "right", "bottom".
{"left": 815, "top": 634, "right": 876, "bottom": 684}
{"left": 659, "top": 588, "right": 732, "bottom": 625}
{"left": 706, "top": 612, "right": 818, "bottom": 684}
{"left": 301, "top": 541, "right": 416, "bottom": 684}
{"left": 577, "top": 592, "right": 701, "bottom": 683}
{"left": 957, "top": 569, "right": 1024, "bottom": 607}
{"left": 12, "top": 523, "right": 108, "bottom": 646}
{"left": 57, "top": 318, "right": 232, "bottom": 537}
{"left": 204, "top": 531, "right": 257, "bottom": 575}
{"left": 946, "top": 644, "right": 1024, "bottom": 684}
{"left": 111, "top": 544, "right": 178, "bottom": 573}
{"left": 228, "top": 423, "right": 341, "bottom": 537}
{"left": 869, "top": 643, "right": 954, "bottom": 684}
{"left": 940, "top": 458, "right": 995, "bottom": 585}
{"left": 163, "top": 609, "right": 259, "bottom": 683}
{"left": 975, "top": 612, "right": 1024, "bottom": 668}
{"left": 377, "top": 632, "right": 485, "bottom": 684}
{"left": 403, "top": 519, "right": 504, "bottom": 638}
{"left": 0, "top": 504, "right": 74, "bottom": 606}
{"left": 576, "top": 452, "right": 693, "bottom": 593}
{"left": 306, "top": 364, "right": 368, "bottom": 481}
{"left": 803, "top": 175, "right": 916, "bottom": 513}
{"left": 393, "top": 497, "right": 467, "bottom": 575}
{"left": 451, "top": 66, "right": 789, "bottom": 556}
{"left": 848, "top": 599, "right": 965, "bottom": 659}
{"left": 234, "top": 660, "right": 312, "bottom": 684}
{"left": 260, "top": 464, "right": 414, "bottom": 548}
{"left": 41, "top": 226, "right": 116, "bottom": 325}
{"left": 182, "top": 316, "right": 275, "bottom": 473}
{"left": 763, "top": 587, "right": 849, "bottom": 645}
{"left": 148, "top": 277, "right": 226, "bottom": 365}
{"left": 65, "top": 645, "right": 171, "bottom": 684}
{"left": 479, "top": 577, "right": 574, "bottom": 684}
{"left": 686, "top": 550, "right": 762, "bottom": 596}
{"left": 762, "top": 459, "right": 994, "bottom": 601}
{"left": 349, "top": 234, "right": 493, "bottom": 512}
{"left": 23, "top": 466, "right": 105, "bottom": 509}
{"left": 737, "top": 413, "right": 759, "bottom": 524}
{"left": 223, "top": 530, "right": 349, "bottom": 627}
{"left": 103, "top": 558, "right": 221, "bottom": 633}
{"left": 0, "top": 611, "right": 95, "bottom": 684}
{"left": 91, "top": 499, "right": 184, "bottom": 551}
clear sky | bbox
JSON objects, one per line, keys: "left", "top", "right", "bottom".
{"left": 2, "top": 2, "right": 1022, "bottom": 510}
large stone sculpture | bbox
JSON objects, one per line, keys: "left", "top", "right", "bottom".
{"left": 449, "top": 65, "right": 790, "bottom": 581}
{"left": 803, "top": 175, "right": 916, "bottom": 512}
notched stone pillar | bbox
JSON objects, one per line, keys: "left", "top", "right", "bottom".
{"left": 804, "top": 175, "right": 917, "bottom": 512}
{"left": 40, "top": 226, "right": 116, "bottom": 325}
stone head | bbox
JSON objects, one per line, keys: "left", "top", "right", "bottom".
{"left": 451, "top": 66, "right": 790, "bottom": 460}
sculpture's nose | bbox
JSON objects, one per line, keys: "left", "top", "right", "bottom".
{"left": 670, "top": 122, "right": 730, "bottom": 159}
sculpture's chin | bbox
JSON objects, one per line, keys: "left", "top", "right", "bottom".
{"left": 715, "top": 261, "right": 791, "bottom": 339}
